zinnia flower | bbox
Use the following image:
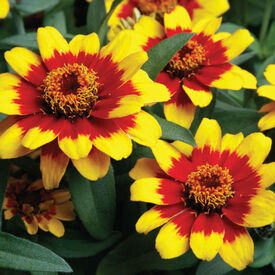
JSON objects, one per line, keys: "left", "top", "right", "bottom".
{"left": 130, "top": 118, "right": 275, "bottom": 270}
{"left": 0, "top": 27, "right": 170, "bottom": 189}
{"left": 3, "top": 175, "right": 75, "bottom": 237}
{"left": 108, "top": 0, "right": 230, "bottom": 39}
{"left": 128, "top": 6, "right": 257, "bottom": 128}
{"left": 0, "top": 0, "right": 9, "bottom": 19}
{"left": 257, "top": 64, "right": 275, "bottom": 131}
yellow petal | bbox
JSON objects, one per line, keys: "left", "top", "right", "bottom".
{"left": 195, "top": 118, "right": 221, "bottom": 151}
{"left": 0, "top": 118, "right": 32, "bottom": 159}
{"left": 164, "top": 6, "right": 191, "bottom": 32}
{"left": 221, "top": 133, "right": 244, "bottom": 153}
{"left": 129, "top": 158, "right": 163, "bottom": 180}
{"left": 37, "top": 26, "right": 69, "bottom": 62}
{"left": 236, "top": 133, "right": 271, "bottom": 169}
{"left": 124, "top": 110, "right": 161, "bottom": 147}
{"left": 171, "top": 141, "right": 193, "bottom": 158}
{"left": 164, "top": 100, "right": 196, "bottom": 129}
{"left": 219, "top": 220, "right": 253, "bottom": 271}
{"left": 93, "top": 129, "right": 132, "bottom": 160}
{"left": 0, "top": 0, "right": 9, "bottom": 19}
{"left": 242, "top": 190, "right": 275, "bottom": 227}
{"left": 221, "top": 29, "right": 254, "bottom": 61}
{"left": 131, "top": 70, "right": 171, "bottom": 104}
{"left": 72, "top": 147, "right": 110, "bottom": 181}
{"left": 257, "top": 85, "right": 275, "bottom": 101}
{"left": 48, "top": 218, "right": 65, "bottom": 238}
{"left": 258, "top": 162, "right": 275, "bottom": 189}
{"left": 263, "top": 64, "right": 275, "bottom": 85}
{"left": 118, "top": 51, "right": 148, "bottom": 83}
{"left": 258, "top": 112, "right": 275, "bottom": 131}
{"left": 58, "top": 135, "right": 93, "bottom": 160}
{"left": 40, "top": 143, "right": 69, "bottom": 190}
{"left": 54, "top": 201, "right": 76, "bottom": 221}
{"left": 69, "top": 33, "right": 100, "bottom": 57}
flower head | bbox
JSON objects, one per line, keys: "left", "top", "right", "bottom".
{"left": 0, "top": 27, "right": 170, "bottom": 189}
{"left": 3, "top": 175, "right": 75, "bottom": 237}
{"left": 108, "top": 0, "right": 230, "bottom": 39}
{"left": 0, "top": 0, "right": 9, "bottom": 19}
{"left": 257, "top": 64, "right": 275, "bottom": 131}
{"left": 130, "top": 118, "right": 275, "bottom": 270}
{"left": 129, "top": 6, "right": 257, "bottom": 128}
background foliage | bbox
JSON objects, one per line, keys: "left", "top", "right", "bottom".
{"left": 0, "top": 0, "right": 275, "bottom": 274}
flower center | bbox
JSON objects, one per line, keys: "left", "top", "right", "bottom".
{"left": 6, "top": 178, "right": 52, "bottom": 217}
{"left": 133, "top": 0, "right": 178, "bottom": 16}
{"left": 165, "top": 40, "right": 206, "bottom": 79}
{"left": 40, "top": 63, "right": 100, "bottom": 120}
{"left": 185, "top": 164, "right": 235, "bottom": 212}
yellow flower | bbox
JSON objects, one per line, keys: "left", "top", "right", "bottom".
{"left": 0, "top": 0, "right": 9, "bottom": 19}
{"left": 257, "top": 64, "right": 275, "bottom": 131}
{"left": 3, "top": 175, "right": 75, "bottom": 237}
{"left": 130, "top": 118, "right": 275, "bottom": 271}
{"left": 0, "top": 27, "right": 170, "bottom": 189}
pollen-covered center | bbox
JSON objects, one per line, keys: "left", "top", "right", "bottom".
{"left": 40, "top": 63, "right": 100, "bottom": 120}
{"left": 165, "top": 40, "right": 207, "bottom": 79}
{"left": 185, "top": 164, "right": 235, "bottom": 212}
{"left": 134, "top": 0, "right": 178, "bottom": 16}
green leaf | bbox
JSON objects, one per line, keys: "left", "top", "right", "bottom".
{"left": 43, "top": 11, "right": 67, "bottom": 35}
{"left": 10, "top": 156, "right": 41, "bottom": 179}
{"left": 142, "top": 32, "right": 194, "bottom": 80}
{"left": 67, "top": 164, "right": 116, "bottom": 240}
{"left": 87, "top": 0, "right": 106, "bottom": 33}
{"left": 0, "top": 33, "right": 38, "bottom": 49}
{"left": 213, "top": 101, "right": 261, "bottom": 135}
{"left": 151, "top": 113, "right": 196, "bottom": 146}
{"left": 97, "top": 232, "right": 198, "bottom": 275}
{"left": 263, "top": 22, "right": 275, "bottom": 57}
{"left": 196, "top": 255, "right": 233, "bottom": 275}
{"left": 0, "top": 160, "right": 9, "bottom": 229}
{"left": 250, "top": 238, "right": 275, "bottom": 268}
{"left": 0, "top": 232, "right": 72, "bottom": 272}
{"left": 30, "top": 272, "right": 58, "bottom": 275}
{"left": 16, "top": 0, "right": 59, "bottom": 14}
{"left": 38, "top": 230, "right": 121, "bottom": 258}
{"left": 97, "top": 0, "right": 123, "bottom": 44}
{"left": 231, "top": 51, "right": 257, "bottom": 65}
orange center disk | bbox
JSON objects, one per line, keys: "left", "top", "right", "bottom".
{"left": 166, "top": 40, "right": 207, "bottom": 79}
{"left": 134, "top": 0, "right": 178, "bottom": 16}
{"left": 40, "top": 63, "right": 100, "bottom": 120}
{"left": 185, "top": 163, "right": 235, "bottom": 212}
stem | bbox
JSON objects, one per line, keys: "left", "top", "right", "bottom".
{"left": 11, "top": 8, "right": 25, "bottom": 35}
{"left": 259, "top": 0, "right": 273, "bottom": 45}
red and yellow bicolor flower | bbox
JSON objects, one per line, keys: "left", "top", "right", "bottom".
{"left": 0, "top": 26, "right": 170, "bottom": 189}
{"left": 130, "top": 118, "right": 275, "bottom": 270}
{"left": 128, "top": 6, "right": 257, "bottom": 128}
{"left": 108, "top": 0, "right": 230, "bottom": 39}
{"left": 257, "top": 64, "right": 275, "bottom": 131}
{"left": 3, "top": 175, "right": 75, "bottom": 237}
{"left": 0, "top": 0, "right": 9, "bottom": 19}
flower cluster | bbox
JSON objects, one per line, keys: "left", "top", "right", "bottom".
{"left": 0, "top": 0, "right": 275, "bottom": 272}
